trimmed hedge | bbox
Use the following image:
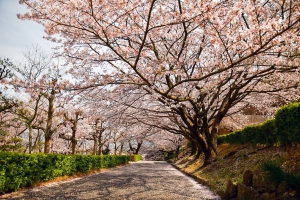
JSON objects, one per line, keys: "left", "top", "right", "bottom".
{"left": 275, "top": 102, "right": 300, "bottom": 146}
{"left": 0, "top": 152, "right": 130, "bottom": 194}
{"left": 218, "top": 102, "right": 300, "bottom": 146}
{"left": 130, "top": 154, "right": 142, "bottom": 162}
{"left": 218, "top": 119, "right": 276, "bottom": 146}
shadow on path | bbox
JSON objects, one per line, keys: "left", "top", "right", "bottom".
{"left": 1, "top": 161, "right": 220, "bottom": 200}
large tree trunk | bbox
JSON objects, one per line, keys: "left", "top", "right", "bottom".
{"left": 119, "top": 142, "right": 124, "bottom": 155}
{"left": 44, "top": 135, "right": 53, "bottom": 153}
{"left": 98, "top": 143, "right": 103, "bottom": 155}
{"left": 38, "top": 130, "right": 43, "bottom": 153}
{"left": 187, "top": 129, "right": 213, "bottom": 166}
{"left": 98, "top": 132, "right": 103, "bottom": 155}
{"left": 70, "top": 113, "right": 79, "bottom": 154}
{"left": 44, "top": 89, "right": 55, "bottom": 153}
{"left": 209, "top": 127, "right": 218, "bottom": 156}
{"left": 28, "top": 126, "right": 33, "bottom": 154}
{"left": 114, "top": 142, "right": 117, "bottom": 155}
{"left": 135, "top": 141, "right": 143, "bottom": 154}
{"left": 93, "top": 135, "right": 98, "bottom": 155}
{"left": 93, "top": 119, "right": 99, "bottom": 155}
{"left": 191, "top": 141, "right": 210, "bottom": 166}
{"left": 190, "top": 142, "right": 197, "bottom": 155}
{"left": 71, "top": 136, "right": 77, "bottom": 154}
{"left": 33, "top": 129, "right": 42, "bottom": 153}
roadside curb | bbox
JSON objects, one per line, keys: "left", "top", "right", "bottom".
{"left": 170, "top": 163, "right": 215, "bottom": 192}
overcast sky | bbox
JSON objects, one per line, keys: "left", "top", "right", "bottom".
{"left": 0, "top": 0, "right": 56, "bottom": 63}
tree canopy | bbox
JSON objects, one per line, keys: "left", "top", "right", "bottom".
{"left": 17, "top": 0, "right": 300, "bottom": 164}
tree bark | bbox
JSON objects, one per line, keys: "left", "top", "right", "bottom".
{"left": 44, "top": 135, "right": 53, "bottom": 153}
{"left": 44, "top": 89, "right": 55, "bottom": 153}
{"left": 119, "top": 142, "right": 124, "bottom": 155}
{"left": 98, "top": 143, "right": 103, "bottom": 155}
{"left": 71, "top": 137, "right": 77, "bottom": 154}
{"left": 98, "top": 132, "right": 103, "bottom": 155}
{"left": 70, "top": 112, "right": 79, "bottom": 154}
{"left": 135, "top": 141, "right": 143, "bottom": 154}
{"left": 33, "top": 129, "right": 42, "bottom": 153}
{"left": 93, "top": 134, "right": 98, "bottom": 155}
{"left": 28, "top": 126, "right": 33, "bottom": 154}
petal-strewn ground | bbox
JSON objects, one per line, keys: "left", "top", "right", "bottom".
{"left": 1, "top": 161, "right": 220, "bottom": 200}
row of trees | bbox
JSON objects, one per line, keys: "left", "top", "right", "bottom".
{"left": 0, "top": 47, "right": 181, "bottom": 155}
{"left": 10, "top": 0, "right": 300, "bottom": 165}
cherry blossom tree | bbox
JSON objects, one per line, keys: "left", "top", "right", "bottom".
{"left": 0, "top": 107, "right": 24, "bottom": 152}
{"left": 73, "top": 92, "right": 113, "bottom": 155}
{"left": 58, "top": 103, "right": 85, "bottom": 154}
{"left": 10, "top": 46, "right": 65, "bottom": 153}
{"left": 86, "top": 117, "right": 109, "bottom": 155}
{"left": 0, "top": 58, "right": 12, "bottom": 80}
{"left": 19, "top": 0, "right": 300, "bottom": 164}
{"left": 0, "top": 58, "right": 18, "bottom": 113}
{"left": 16, "top": 94, "right": 43, "bottom": 153}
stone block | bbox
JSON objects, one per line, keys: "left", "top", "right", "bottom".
{"left": 277, "top": 181, "right": 288, "bottom": 195}
{"left": 217, "top": 190, "right": 228, "bottom": 200}
{"left": 226, "top": 179, "right": 237, "bottom": 199}
{"left": 237, "top": 183, "right": 258, "bottom": 200}
{"left": 252, "top": 170, "right": 277, "bottom": 191}
{"left": 258, "top": 192, "right": 276, "bottom": 200}
{"left": 243, "top": 169, "right": 253, "bottom": 186}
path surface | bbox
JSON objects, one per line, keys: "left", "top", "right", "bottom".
{"left": 1, "top": 161, "right": 220, "bottom": 200}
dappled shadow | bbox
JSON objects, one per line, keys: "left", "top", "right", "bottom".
{"left": 2, "top": 161, "right": 220, "bottom": 200}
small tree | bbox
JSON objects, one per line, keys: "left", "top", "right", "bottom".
{"left": 11, "top": 46, "right": 64, "bottom": 153}
{"left": 60, "top": 108, "right": 84, "bottom": 154}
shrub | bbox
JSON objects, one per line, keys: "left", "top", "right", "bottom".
{"left": 0, "top": 152, "right": 130, "bottom": 194}
{"left": 164, "top": 151, "right": 176, "bottom": 160}
{"left": 217, "top": 119, "right": 276, "bottom": 146}
{"left": 130, "top": 154, "right": 142, "bottom": 162}
{"left": 275, "top": 102, "right": 300, "bottom": 146}
{"left": 261, "top": 119, "right": 277, "bottom": 146}
{"left": 261, "top": 161, "right": 285, "bottom": 184}
{"left": 218, "top": 130, "right": 247, "bottom": 145}
{"left": 262, "top": 160, "right": 300, "bottom": 187}
{"left": 218, "top": 101, "right": 300, "bottom": 147}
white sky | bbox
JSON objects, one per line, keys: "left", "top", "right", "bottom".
{"left": 0, "top": 0, "right": 56, "bottom": 63}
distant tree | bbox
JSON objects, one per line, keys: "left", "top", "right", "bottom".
{"left": 16, "top": 94, "right": 42, "bottom": 153}
{"left": 0, "top": 58, "right": 13, "bottom": 81}
{"left": 0, "top": 58, "right": 18, "bottom": 113}
{"left": 59, "top": 107, "right": 84, "bottom": 154}
{"left": 11, "top": 46, "right": 64, "bottom": 153}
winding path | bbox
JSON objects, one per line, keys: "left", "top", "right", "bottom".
{"left": 2, "top": 161, "right": 220, "bottom": 200}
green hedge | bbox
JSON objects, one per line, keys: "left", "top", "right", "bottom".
{"left": 130, "top": 154, "right": 142, "bottom": 162}
{"left": 218, "top": 102, "right": 300, "bottom": 146}
{"left": 0, "top": 152, "right": 130, "bottom": 194}
{"left": 275, "top": 102, "right": 300, "bottom": 146}
{"left": 262, "top": 160, "right": 300, "bottom": 187}
{"left": 164, "top": 151, "right": 177, "bottom": 160}
{"left": 217, "top": 119, "right": 276, "bottom": 146}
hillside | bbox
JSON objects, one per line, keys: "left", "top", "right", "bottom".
{"left": 172, "top": 144, "right": 300, "bottom": 200}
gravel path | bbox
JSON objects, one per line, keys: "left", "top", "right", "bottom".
{"left": 1, "top": 161, "right": 220, "bottom": 200}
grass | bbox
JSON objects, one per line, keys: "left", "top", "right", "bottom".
{"left": 173, "top": 143, "right": 300, "bottom": 192}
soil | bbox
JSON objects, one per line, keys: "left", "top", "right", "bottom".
{"left": 172, "top": 144, "right": 300, "bottom": 193}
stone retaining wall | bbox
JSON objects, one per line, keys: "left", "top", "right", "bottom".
{"left": 220, "top": 169, "right": 300, "bottom": 200}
